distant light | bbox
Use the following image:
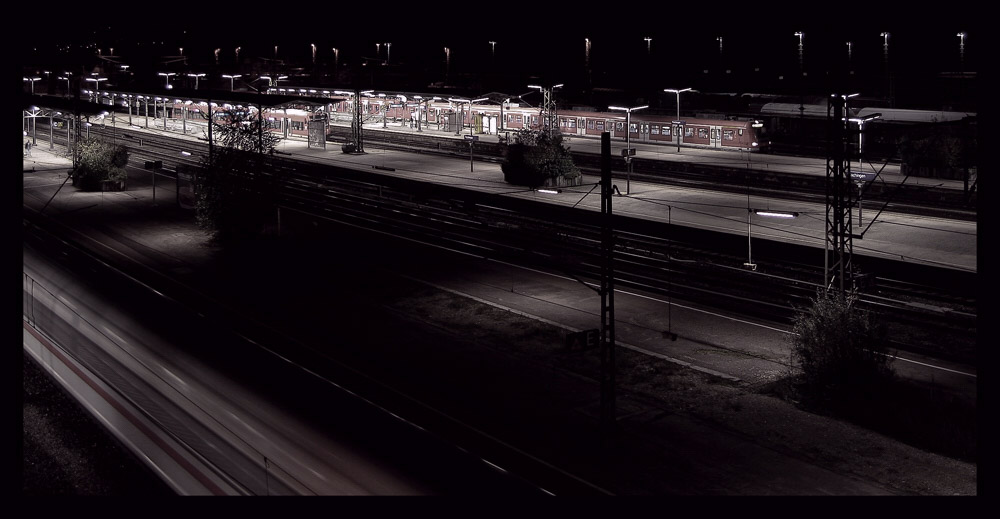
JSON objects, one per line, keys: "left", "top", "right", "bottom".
{"left": 180, "top": 151, "right": 191, "bottom": 156}
{"left": 754, "top": 210, "right": 798, "bottom": 218}
{"left": 537, "top": 188, "right": 560, "bottom": 194}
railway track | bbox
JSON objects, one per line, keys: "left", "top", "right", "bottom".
{"left": 37, "top": 126, "right": 977, "bottom": 362}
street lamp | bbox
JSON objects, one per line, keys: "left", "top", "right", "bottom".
{"left": 332, "top": 47, "right": 339, "bottom": 70}
{"left": 24, "top": 76, "right": 41, "bottom": 94}
{"left": 746, "top": 210, "right": 799, "bottom": 269}
{"left": 222, "top": 74, "right": 241, "bottom": 91}
{"left": 187, "top": 73, "right": 205, "bottom": 90}
{"left": 414, "top": 95, "right": 441, "bottom": 132}
{"left": 664, "top": 88, "right": 692, "bottom": 152}
{"left": 794, "top": 31, "right": 804, "bottom": 71}
{"left": 385, "top": 43, "right": 391, "bottom": 64}
{"left": 608, "top": 104, "right": 648, "bottom": 195}
{"left": 158, "top": 72, "right": 175, "bottom": 89}
{"left": 489, "top": 41, "right": 496, "bottom": 59}
{"left": 311, "top": 43, "right": 317, "bottom": 64}
{"left": 644, "top": 36, "right": 652, "bottom": 55}
{"left": 84, "top": 77, "right": 107, "bottom": 100}
{"left": 957, "top": 31, "right": 966, "bottom": 62}
{"left": 716, "top": 36, "right": 723, "bottom": 57}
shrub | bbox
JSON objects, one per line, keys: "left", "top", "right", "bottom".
{"left": 73, "top": 138, "right": 129, "bottom": 190}
{"left": 790, "top": 290, "right": 895, "bottom": 405}
{"left": 501, "top": 129, "right": 580, "bottom": 187}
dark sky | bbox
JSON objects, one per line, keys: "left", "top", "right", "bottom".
{"left": 23, "top": 1, "right": 979, "bottom": 110}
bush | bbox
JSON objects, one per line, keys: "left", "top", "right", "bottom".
{"left": 73, "top": 138, "right": 129, "bottom": 190}
{"left": 790, "top": 290, "right": 895, "bottom": 405}
{"left": 501, "top": 129, "right": 580, "bottom": 187}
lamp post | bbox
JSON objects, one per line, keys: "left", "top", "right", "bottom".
{"left": 880, "top": 32, "right": 891, "bottom": 104}
{"left": 489, "top": 40, "right": 496, "bottom": 60}
{"left": 24, "top": 76, "right": 41, "bottom": 94}
{"left": 444, "top": 47, "right": 450, "bottom": 82}
{"left": 664, "top": 88, "right": 692, "bottom": 152}
{"left": 84, "top": 77, "right": 107, "bottom": 102}
{"left": 385, "top": 42, "right": 391, "bottom": 64}
{"left": 794, "top": 31, "right": 804, "bottom": 72}
{"left": 644, "top": 36, "right": 652, "bottom": 55}
{"left": 957, "top": 31, "right": 966, "bottom": 63}
{"left": 608, "top": 104, "right": 648, "bottom": 195}
{"left": 158, "top": 72, "right": 175, "bottom": 89}
{"left": 222, "top": 74, "right": 241, "bottom": 91}
{"left": 414, "top": 95, "right": 440, "bottom": 132}
{"left": 187, "top": 73, "right": 205, "bottom": 90}
{"left": 332, "top": 47, "right": 339, "bottom": 70}
{"left": 311, "top": 43, "right": 317, "bottom": 64}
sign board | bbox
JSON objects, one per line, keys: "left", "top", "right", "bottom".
{"left": 672, "top": 120, "right": 686, "bottom": 125}
{"left": 176, "top": 167, "right": 196, "bottom": 210}
{"left": 621, "top": 148, "right": 636, "bottom": 157}
{"left": 851, "top": 171, "right": 875, "bottom": 182}
{"left": 464, "top": 135, "right": 479, "bottom": 141}
{"left": 565, "top": 329, "right": 600, "bottom": 351}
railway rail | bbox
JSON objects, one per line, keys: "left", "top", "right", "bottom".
{"left": 40, "top": 126, "right": 977, "bottom": 363}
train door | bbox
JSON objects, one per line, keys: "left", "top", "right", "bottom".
{"left": 710, "top": 126, "right": 721, "bottom": 148}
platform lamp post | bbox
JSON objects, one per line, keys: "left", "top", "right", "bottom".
{"left": 664, "top": 88, "right": 692, "bottom": 153}
{"left": 158, "top": 72, "right": 175, "bottom": 89}
{"left": 608, "top": 104, "right": 648, "bottom": 195}
{"left": 849, "top": 112, "right": 881, "bottom": 225}
{"left": 24, "top": 76, "right": 41, "bottom": 94}
{"left": 222, "top": 74, "right": 241, "bottom": 91}
{"left": 187, "top": 72, "right": 205, "bottom": 90}
{"left": 84, "top": 77, "right": 107, "bottom": 105}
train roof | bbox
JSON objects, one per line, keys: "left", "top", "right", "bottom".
{"left": 856, "top": 107, "right": 975, "bottom": 123}
{"left": 759, "top": 102, "right": 831, "bottom": 118}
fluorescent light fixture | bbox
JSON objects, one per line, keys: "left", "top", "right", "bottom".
{"left": 180, "top": 151, "right": 191, "bottom": 156}
{"left": 754, "top": 210, "right": 798, "bottom": 218}
{"left": 537, "top": 188, "right": 560, "bottom": 194}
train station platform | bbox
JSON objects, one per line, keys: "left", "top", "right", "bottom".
{"left": 56, "top": 114, "right": 972, "bottom": 273}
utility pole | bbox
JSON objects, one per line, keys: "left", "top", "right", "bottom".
{"left": 352, "top": 88, "right": 364, "bottom": 152}
{"left": 599, "top": 132, "right": 616, "bottom": 437}
{"left": 825, "top": 94, "right": 855, "bottom": 294}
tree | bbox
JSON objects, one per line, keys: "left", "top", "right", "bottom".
{"left": 790, "top": 290, "right": 895, "bottom": 406}
{"left": 195, "top": 107, "right": 282, "bottom": 241}
{"left": 500, "top": 128, "right": 581, "bottom": 188}
{"left": 72, "top": 137, "right": 129, "bottom": 191}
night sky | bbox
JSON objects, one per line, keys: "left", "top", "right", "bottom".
{"left": 24, "top": 2, "right": 979, "bottom": 109}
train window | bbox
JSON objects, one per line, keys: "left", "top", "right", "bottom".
{"left": 515, "top": 115, "right": 522, "bottom": 123}
{"left": 567, "top": 119, "right": 576, "bottom": 128}
{"left": 739, "top": 128, "right": 744, "bottom": 136}
{"left": 651, "top": 126, "right": 659, "bottom": 135}
{"left": 685, "top": 127, "right": 693, "bottom": 137}
{"left": 723, "top": 129, "right": 734, "bottom": 140}
{"left": 663, "top": 126, "right": 670, "bottom": 136}
{"left": 698, "top": 128, "right": 709, "bottom": 138}
{"left": 629, "top": 123, "right": 637, "bottom": 133}
{"left": 616, "top": 122, "right": 624, "bottom": 131}
{"left": 596, "top": 121, "right": 604, "bottom": 130}
{"left": 588, "top": 119, "right": 595, "bottom": 129}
